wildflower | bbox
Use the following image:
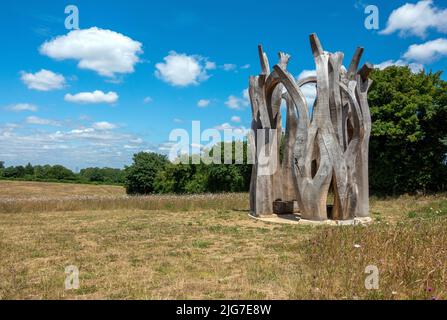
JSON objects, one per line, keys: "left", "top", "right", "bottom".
{"left": 354, "top": 244, "right": 361, "bottom": 248}
{"left": 392, "top": 291, "right": 398, "bottom": 295}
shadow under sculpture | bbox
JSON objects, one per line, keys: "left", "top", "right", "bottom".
{"left": 248, "top": 33, "right": 373, "bottom": 221}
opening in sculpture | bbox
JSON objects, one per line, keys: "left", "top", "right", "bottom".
{"left": 248, "top": 33, "right": 373, "bottom": 222}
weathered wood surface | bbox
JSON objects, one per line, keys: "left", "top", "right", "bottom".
{"left": 249, "top": 33, "right": 372, "bottom": 221}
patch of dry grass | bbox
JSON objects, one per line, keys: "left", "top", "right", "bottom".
{"left": 299, "top": 218, "right": 446, "bottom": 299}
{"left": 0, "top": 181, "right": 124, "bottom": 199}
{"left": 0, "top": 194, "right": 249, "bottom": 214}
{"left": 0, "top": 181, "right": 248, "bottom": 213}
{"left": 0, "top": 181, "right": 445, "bottom": 300}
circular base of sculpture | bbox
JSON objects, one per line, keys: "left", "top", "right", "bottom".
{"left": 248, "top": 213, "right": 372, "bottom": 226}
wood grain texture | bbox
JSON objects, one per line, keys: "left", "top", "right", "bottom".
{"left": 249, "top": 33, "right": 372, "bottom": 220}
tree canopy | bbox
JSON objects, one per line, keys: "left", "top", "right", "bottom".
{"left": 369, "top": 66, "right": 447, "bottom": 194}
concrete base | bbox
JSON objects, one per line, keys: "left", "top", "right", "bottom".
{"left": 249, "top": 213, "right": 372, "bottom": 226}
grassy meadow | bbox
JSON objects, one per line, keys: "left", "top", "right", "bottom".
{"left": 0, "top": 180, "right": 446, "bottom": 300}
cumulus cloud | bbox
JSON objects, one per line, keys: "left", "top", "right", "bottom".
{"left": 26, "top": 116, "right": 60, "bottom": 126}
{"left": 225, "top": 96, "right": 244, "bottom": 110}
{"left": 64, "top": 90, "right": 119, "bottom": 104}
{"left": 403, "top": 38, "right": 447, "bottom": 63}
{"left": 155, "top": 51, "right": 214, "bottom": 87}
{"left": 92, "top": 121, "right": 118, "bottom": 130}
{"left": 225, "top": 89, "right": 250, "bottom": 110}
{"left": 300, "top": 85, "right": 317, "bottom": 108}
{"left": 214, "top": 123, "right": 249, "bottom": 137}
{"left": 222, "top": 64, "right": 237, "bottom": 71}
{"left": 380, "top": 0, "right": 447, "bottom": 38}
{"left": 6, "top": 103, "right": 38, "bottom": 112}
{"left": 214, "top": 122, "right": 235, "bottom": 131}
{"left": 296, "top": 70, "right": 317, "bottom": 107}
{"left": 297, "top": 70, "right": 317, "bottom": 80}
{"left": 240, "top": 64, "right": 250, "bottom": 69}
{"left": 231, "top": 116, "right": 241, "bottom": 123}
{"left": 0, "top": 123, "right": 151, "bottom": 169}
{"left": 197, "top": 99, "right": 210, "bottom": 107}
{"left": 40, "top": 27, "right": 143, "bottom": 77}
{"left": 20, "top": 69, "right": 65, "bottom": 91}
{"left": 205, "top": 61, "right": 217, "bottom": 70}
{"left": 374, "top": 59, "right": 425, "bottom": 73}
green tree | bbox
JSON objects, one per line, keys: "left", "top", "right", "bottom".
{"left": 80, "top": 167, "right": 125, "bottom": 184}
{"left": 2, "top": 166, "right": 25, "bottom": 178}
{"left": 79, "top": 167, "right": 105, "bottom": 182}
{"left": 368, "top": 66, "right": 447, "bottom": 194}
{"left": 34, "top": 165, "right": 51, "bottom": 179}
{"left": 125, "top": 152, "right": 169, "bottom": 194}
{"left": 24, "top": 163, "right": 34, "bottom": 176}
{"left": 47, "top": 165, "right": 75, "bottom": 180}
{"left": 154, "top": 162, "right": 207, "bottom": 194}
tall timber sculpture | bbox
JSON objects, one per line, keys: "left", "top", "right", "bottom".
{"left": 249, "top": 33, "right": 373, "bottom": 221}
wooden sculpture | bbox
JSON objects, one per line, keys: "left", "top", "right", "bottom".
{"left": 248, "top": 33, "right": 373, "bottom": 221}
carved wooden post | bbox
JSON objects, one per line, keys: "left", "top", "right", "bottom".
{"left": 248, "top": 46, "right": 287, "bottom": 216}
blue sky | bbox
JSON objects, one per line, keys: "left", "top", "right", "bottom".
{"left": 0, "top": 0, "right": 446, "bottom": 170}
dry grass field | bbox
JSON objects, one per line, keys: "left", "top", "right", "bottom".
{"left": 0, "top": 180, "right": 445, "bottom": 300}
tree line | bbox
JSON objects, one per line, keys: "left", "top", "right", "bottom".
{"left": 0, "top": 162, "right": 125, "bottom": 185}
{"left": 1, "top": 66, "right": 446, "bottom": 195}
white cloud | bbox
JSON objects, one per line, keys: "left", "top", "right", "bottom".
{"left": 26, "top": 116, "right": 60, "bottom": 126}
{"left": 40, "top": 27, "right": 143, "bottom": 77}
{"left": 64, "top": 90, "right": 119, "bottom": 104}
{"left": 222, "top": 64, "right": 237, "bottom": 71}
{"left": 403, "top": 38, "right": 447, "bottom": 63}
{"left": 143, "top": 96, "right": 153, "bottom": 104}
{"left": 214, "top": 123, "right": 249, "bottom": 137}
{"left": 205, "top": 61, "right": 217, "bottom": 70}
{"left": 225, "top": 96, "right": 243, "bottom": 110}
{"left": 295, "top": 71, "right": 317, "bottom": 107}
{"left": 225, "top": 89, "right": 250, "bottom": 110}
{"left": 155, "top": 51, "right": 213, "bottom": 87}
{"left": 20, "top": 69, "right": 65, "bottom": 91}
{"left": 300, "top": 84, "right": 317, "bottom": 108}
{"left": 0, "top": 123, "right": 152, "bottom": 169}
{"left": 214, "top": 122, "right": 235, "bottom": 131}
{"left": 92, "top": 121, "right": 118, "bottom": 130}
{"left": 380, "top": 0, "right": 447, "bottom": 38}
{"left": 173, "top": 118, "right": 183, "bottom": 123}
{"left": 70, "top": 128, "right": 95, "bottom": 134}
{"left": 231, "top": 116, "right": 241, "bottom": 123}
{"left": 130, "top": 138, "right": 143, "bottom": 144}
{"left": 374, "top": 59, "right": 424, "bottom": 73}
{"left": 197, "top": 99, "right": 210, "bottom": 107}
{"left": 190, "top": 143, "right": 203, "bottom": 149}
{"left": 240, "top": 64, "right": 251, "bottom": 69}
{"left": 243, "top": 88, "right": 249, "bottom": 101}
{"left": 297, "top": 69, "right": 317, "bottom": 80}
{"left": 7, "top": 103, "right": 38, "bottom": 112}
